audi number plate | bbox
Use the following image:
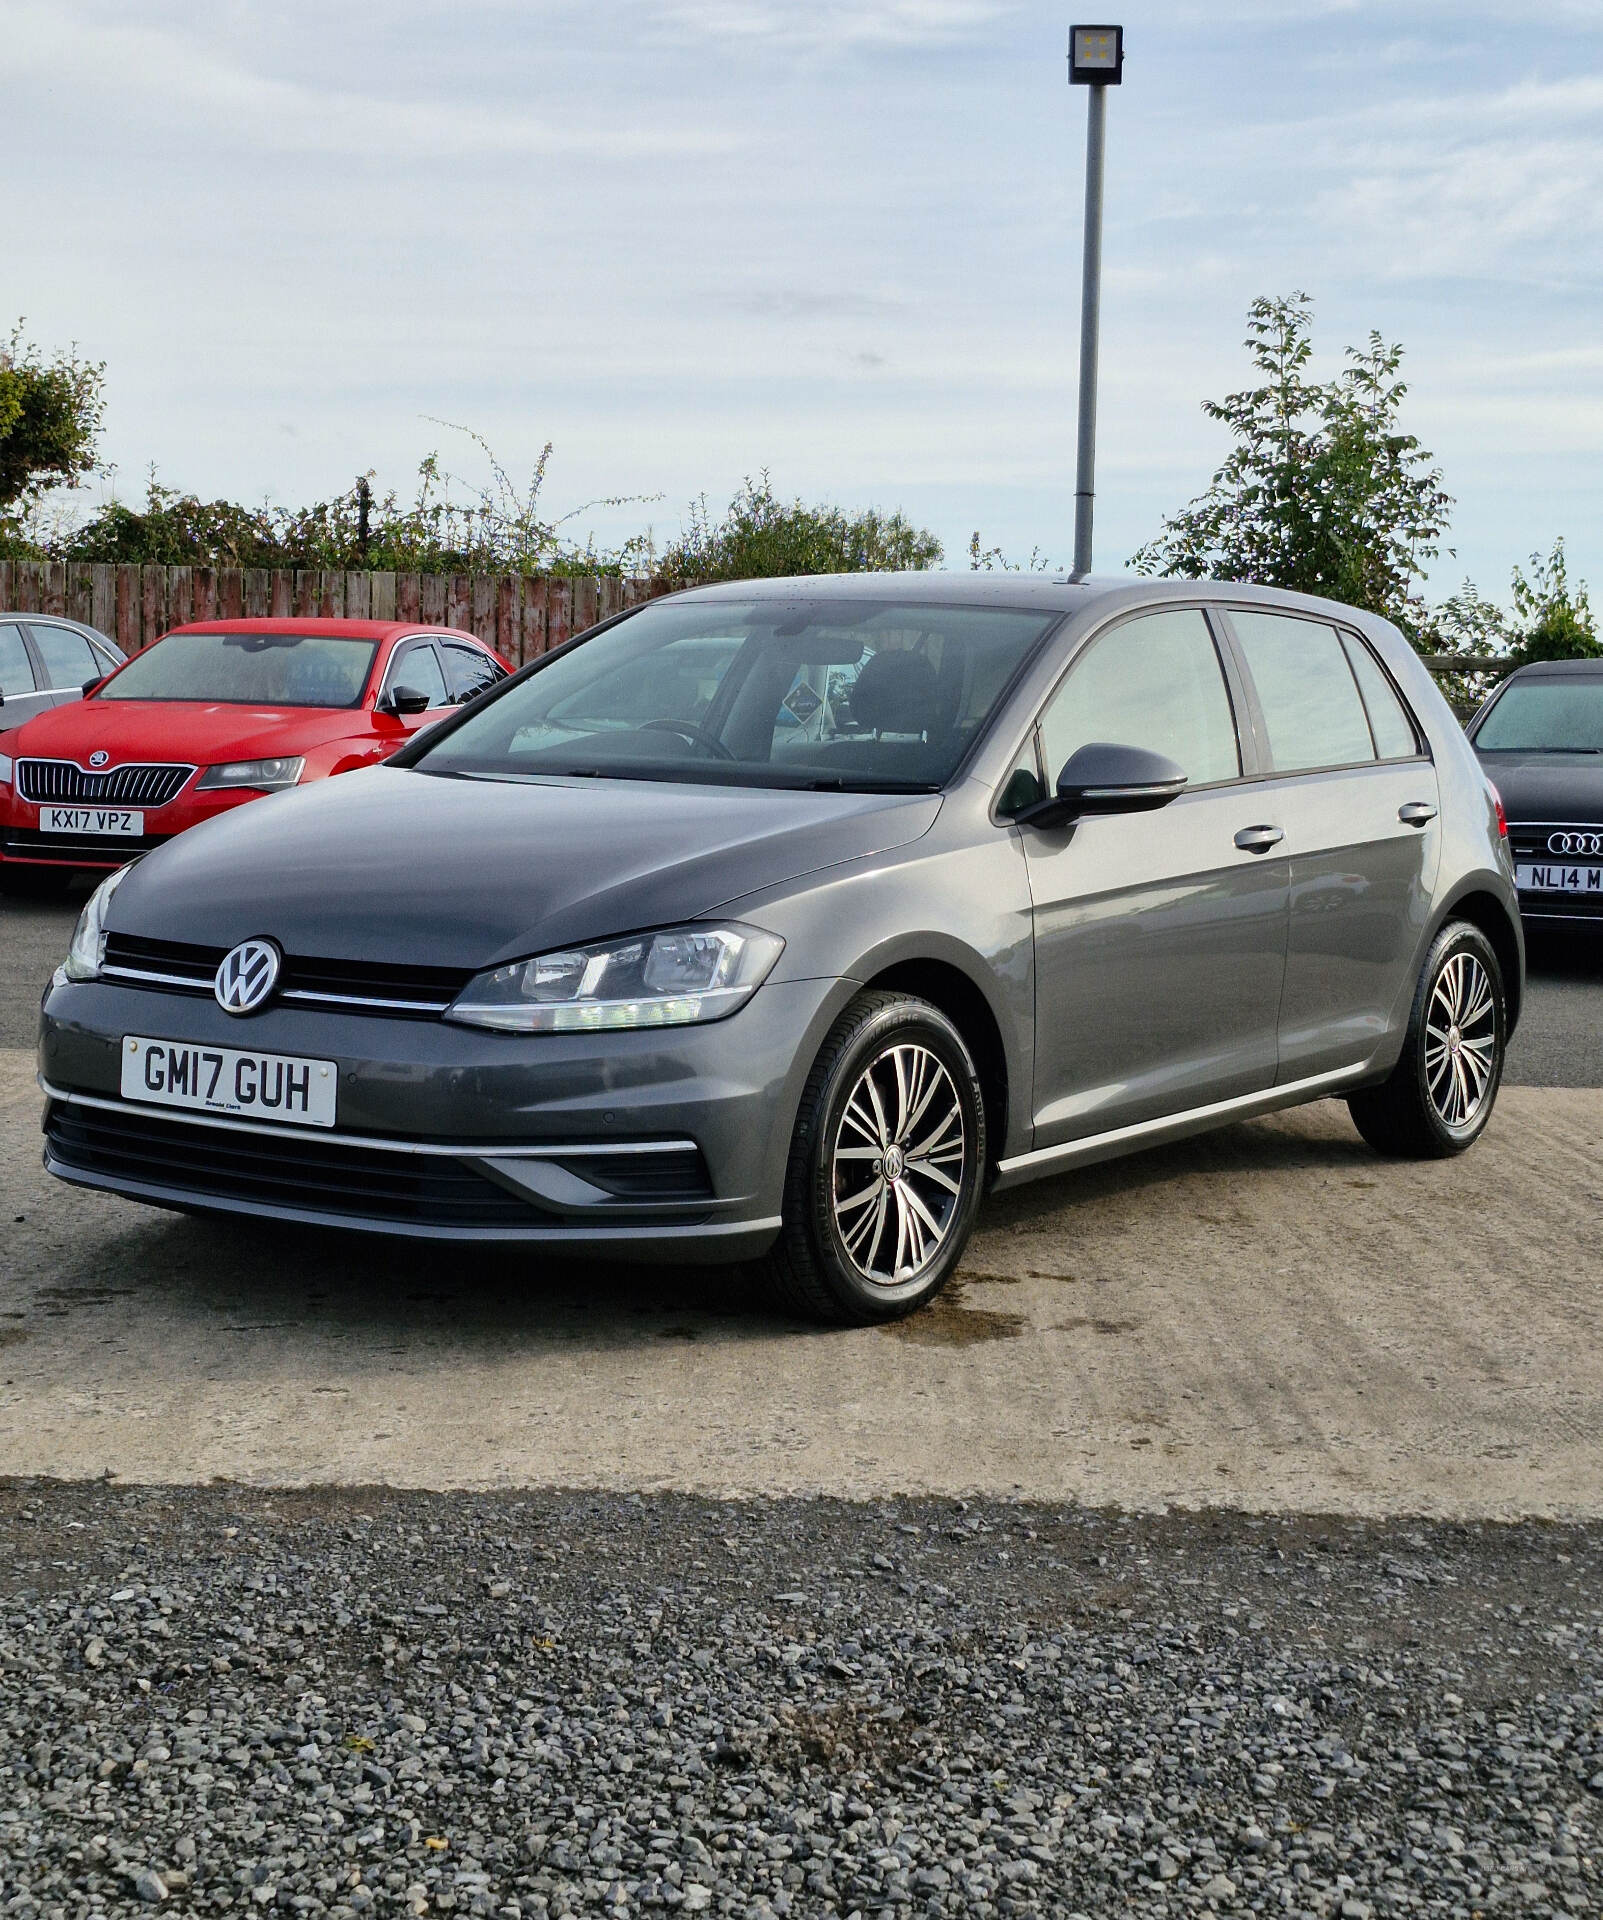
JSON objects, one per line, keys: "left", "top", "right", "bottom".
{"left": 41, "top": 805, "right": 143, "bottom": 836}
{"left": 120, "top": 1037, "right": 338, "bottom": 1128}
{"left": 1515, "top": 862, "right": 1603, "bottom": 895}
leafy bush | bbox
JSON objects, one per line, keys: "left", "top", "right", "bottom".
{"left": 0, "top": 321, "right": 105, "bottom": 546}
{"left": 1132, "top": 293, "right": 1451, "bottom": 636}
{"left": 653, "top": 474, "right": 941, "bottom": 584}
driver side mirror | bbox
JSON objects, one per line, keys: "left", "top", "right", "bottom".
{"left": 380, "top": 684, "right": 431, "bottom": 716}
{"left": 1018, "top": 741, "right": 1188, "bottom": 829}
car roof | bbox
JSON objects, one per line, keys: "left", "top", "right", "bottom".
{"left": 159, "top": 618, "right": 481, "bottom": 641}
{"left": 665, "top": 570, "right": 1394, "bottom": 626}
{"left": 1504, "top": 658, "right": 1603, "bottom": 680}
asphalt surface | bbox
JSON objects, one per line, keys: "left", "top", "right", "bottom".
{"left": 3, "top": 892, "right": 1599, "bottom": 1080}
{"left": 2, "top": 1483, "right": 1600, "bottom": 1919}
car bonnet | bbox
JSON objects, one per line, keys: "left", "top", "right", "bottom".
{"left": 106, "top": 763, "right": 943, "bottom": 969}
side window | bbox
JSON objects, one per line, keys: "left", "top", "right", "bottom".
{"left": 1231, "top": 611, "right": 1376, "bottom": 772}
{"left": 0, "top": 623, "right": 37, "bottom": 695}
{"left": 27, "top": 622, "right": 99, "bottom": 690}
{"left": 1340, "top": 633, "right": 1420, "bottom": 759}
{"left": 390, "top": 641, "right": 451, "bottom": 709}
{"left": 443, "top": 642, "right": 504, "bottom": 703}
{"left": 1038, "top": 608, "right": 1241, "bottom": 790}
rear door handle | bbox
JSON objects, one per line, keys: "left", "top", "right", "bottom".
{"left": 1398, "top": 801, "right": 1437, "bottom": 827}
{"left": 1234, "top": 825, "right": 1285, "bottom": 854}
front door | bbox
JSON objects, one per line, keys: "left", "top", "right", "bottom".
{"left": 1222, "top": 608, "right": 1441, "bottom": 1080}
{"left": 1018, "top": 606, "right": 1288, "bottom": 1147}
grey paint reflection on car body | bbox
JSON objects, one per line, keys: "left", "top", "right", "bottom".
{"left": 37, "top": 574, "right": 1522, "bottom": 1287}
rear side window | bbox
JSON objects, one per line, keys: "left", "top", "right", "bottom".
{"left": 0, "top": 622, "right": 36, "bottom": 694}
{"left": 1038, "top": 608, "right": 1241, "bottom": 788}
{"left": 1231, "top": 611, "right": 1375, "bottom": 772}
{"left": 1340, "top": 634, "right": 1419, "bottom": 759}
{"left": 443, "top": 641, "right": 504, "bottom": 702}
{"left": 27, "top": 623, "right": 99, "bottom": 690}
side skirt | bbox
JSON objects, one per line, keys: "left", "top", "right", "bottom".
{"left": 990, "top": 1063, "right": 1372, "bottom": 1193}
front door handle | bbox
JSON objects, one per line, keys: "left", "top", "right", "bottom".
{"left": 1398, "top": 801, "right": 1438, "bottom": 827}
{"left": 1234, "top": 825, "right": 1285, "bottom": 854}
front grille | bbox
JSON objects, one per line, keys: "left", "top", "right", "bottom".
{"left": 99, "top": 933, "right": 476, "bottom": 1016}
{"left": 5, "top": 828, "right": 168, "bottom": 865}
{"left": 45, "top": 1103, "right": 540, "bottom": 1228}
{"left": 18, "top": 759, "right": 194, "bottom": 807}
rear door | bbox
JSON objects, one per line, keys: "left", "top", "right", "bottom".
{"left": 1220, "top": 607, "right": 1440, "bottom": 1081}
{"left": 0, "top": 622, "right": 54, "bottom": 735}
{"left": 1017, "top": 605, "right": 1288, "bottom": 1146}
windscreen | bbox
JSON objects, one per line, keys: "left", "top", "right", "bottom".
{"left": 414, "top": 598, "right": 1057, "bottom": 791}
{"left": 97, "top": 632, "right": 378, "bottom": 708}
{"left": 1475, "top": 681, "right": 1603, "bottom": 753}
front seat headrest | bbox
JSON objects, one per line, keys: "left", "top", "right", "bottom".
{"left": 849, "top": 648, "right": 942, "bottom": 736}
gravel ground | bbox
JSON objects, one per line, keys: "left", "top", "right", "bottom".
{"left": 1, "top": 1485, "right": 1599, "bottom": 1919}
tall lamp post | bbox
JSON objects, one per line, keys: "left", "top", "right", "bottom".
{"left": 1069, "top": 24, "right": 1123, "bottom": 578}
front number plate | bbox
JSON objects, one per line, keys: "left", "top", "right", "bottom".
{"left": 121, "top": 1037, "right": 338, "bottom": 1128}
{"left": 42, "top": 806, "right": 144, "bottom": 836}
{"left": 1516, "top": 862, "right": 1603, "bottom": 895}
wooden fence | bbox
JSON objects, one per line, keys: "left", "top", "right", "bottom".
{"left": 0, "top": 560, "right": 668, "bottom": 669}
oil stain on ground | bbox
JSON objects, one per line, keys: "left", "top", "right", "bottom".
{"left": 879, "top": 1277, "right": 1026, "bottom": 1347}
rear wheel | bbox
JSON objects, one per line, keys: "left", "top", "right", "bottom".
{"left": 765, "top": 990, "right": 986, "bottom": 1325}
{"left": 1347, "top": 919, "right": 1506, "bottom": 1158}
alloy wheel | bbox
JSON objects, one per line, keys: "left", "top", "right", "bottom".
{"left": 831, "top": 1042, "right": 967, "bottom": 1285}
{"left": 1423, "top": 950, "right": 1497, "bottom": 1130}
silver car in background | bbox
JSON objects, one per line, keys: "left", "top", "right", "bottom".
{"left": 40, "top": 575, "right": 1522, "bottom": 1323}
{"left": 0, "top": 614, "right": 124, "bottom": 736}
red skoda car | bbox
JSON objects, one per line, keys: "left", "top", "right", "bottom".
{"left": 0, "top": 618, "right": 509, "bottom": 886}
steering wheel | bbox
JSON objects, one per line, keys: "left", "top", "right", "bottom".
{"left": 636, "top": 718, "right": 736, "bottom": 761}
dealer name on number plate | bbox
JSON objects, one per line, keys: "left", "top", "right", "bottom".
{"left": 122, "top": 1037, "right": 338, "bottom": 1127}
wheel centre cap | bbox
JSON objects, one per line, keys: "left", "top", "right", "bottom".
{"left": 882, "top": 1144, "right": 906, "bottom": 1182}
{"left": 1449, "top": 1025, "right": 1462, "bottom": 1054}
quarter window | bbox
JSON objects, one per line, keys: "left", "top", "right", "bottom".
{"left": 27, "top": 623, "right": 99, "bottom": 690}
{"left": 0, "top": 622, "right": 36, "bottom": 694}
{"left": 1340, "top": 633, "right": 1419, "bottom": 760}
{"left": 1231, "top": 611, "right": 1376, "bottom": 772}
{"left": 1038, "top": 608, "right": 1241, "bottom": 789}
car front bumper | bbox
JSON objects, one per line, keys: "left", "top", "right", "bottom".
{"left": 38, "top": 972, "right": 850, "bottom": 1257}
{"left": 2, "top": 788, "right": 260, "bottom": 871}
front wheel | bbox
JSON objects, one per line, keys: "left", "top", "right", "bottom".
{"left": 764, "top": 990, "right": 987, "bottom": 1324}
{"left": 1347, "top": 919, "right": 1506, "bottom": 1158}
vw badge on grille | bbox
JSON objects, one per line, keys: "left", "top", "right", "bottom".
{"left": 1549, "top": 831, "right": 1603, "bottom": 856}
{"left": 89, "top": 750, "right": 109, "bottom": 768}
{"left": 215, "top": 939, "right": 282, "bottom": 1015}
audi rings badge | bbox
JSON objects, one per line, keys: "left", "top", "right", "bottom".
{"left": 1548, "top": 831, "right": 1603, "bottom": 857}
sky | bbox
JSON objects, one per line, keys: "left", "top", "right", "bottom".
{"left": 4, "top": 0, "right": 1601, "bottom": 604}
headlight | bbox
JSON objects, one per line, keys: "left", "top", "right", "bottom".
{"left": 63, "top": 865, "right": 133, "bottom": 981}
{"left": 194, "top": 757, "right": 304, "bottom": 792}
{"left": 445, "top": 923, "right": 785, "bottom": 1033}
{"left": 0, "top": 754, "right": 12, "bottom": 789}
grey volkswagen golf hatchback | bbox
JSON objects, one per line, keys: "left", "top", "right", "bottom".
{"left": 39, "top": 575, "right": 1522, "bottom": 1322}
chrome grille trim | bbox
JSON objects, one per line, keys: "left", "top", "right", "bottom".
{"left": 278, "top": 989, "right": 453, "bottom": 1013}
{"left": 18, "top": 759, "right": 195, "bottom": 807}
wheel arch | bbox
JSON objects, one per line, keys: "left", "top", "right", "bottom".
{"left": 1435, "top": 884, "right": 1524, "bottom": 1035}
{"left": 858, "top": 955, "right": 1012, "bottom": 1167}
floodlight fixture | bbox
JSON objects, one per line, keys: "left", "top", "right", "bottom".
{"left": 1069, "top": 23, "right": 1123, "bottom": 85}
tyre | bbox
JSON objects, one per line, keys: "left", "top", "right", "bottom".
{"left": 1347, "top": 919, "right": 1506, "bottom": 1159}
{"left": 765, "top": 990, "right": 987, "bottom": 1325}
